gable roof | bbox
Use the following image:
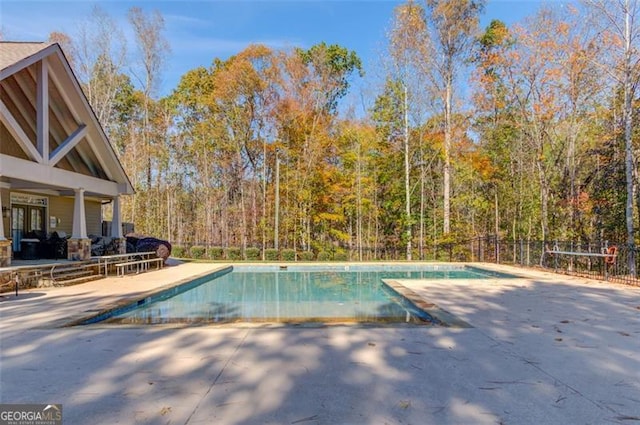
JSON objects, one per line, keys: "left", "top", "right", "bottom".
{"left": 0, "top": 42, "right": 50, "bottom": 71}
{"left": 0, "top": 41, "right": 133, "bottom": 197}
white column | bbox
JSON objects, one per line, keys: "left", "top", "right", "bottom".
{"left": 0, "top": 188, "right": 5, "bottom": 241}
{"left": 111, "top": 195, "right": 123, "bottom": 238}
{"left": 72, "top": 188, "right": 87, "bottom": 239}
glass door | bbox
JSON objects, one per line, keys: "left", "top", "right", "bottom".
{"left": 11, "top": 205, "right": 46, "bottom": 255}
{"left": 29, "top": 207, "right": 44, "bottom": 233}
{"left": 11, "top": 206, "right": 25, "bottom": 253}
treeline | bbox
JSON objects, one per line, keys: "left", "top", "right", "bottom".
{"left": 49, "top": 1, "right": 640, "bottom": 261}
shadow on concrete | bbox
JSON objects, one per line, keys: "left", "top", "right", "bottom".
{"left": 0, "top": 292, "right": 48, "bottom": 301}
{"left": 0, "top": 277, "right": 639, "bottom": 424}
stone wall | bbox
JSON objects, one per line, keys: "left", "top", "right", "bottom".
{"left": 0, "top": 239, "right": 11, "bottom": 267}
{"left": 67, "top": 238, "right": 91, "bottom": 261}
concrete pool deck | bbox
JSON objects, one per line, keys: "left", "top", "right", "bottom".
{"left": 0, "top": 261, "right": 639, "bottom": 424}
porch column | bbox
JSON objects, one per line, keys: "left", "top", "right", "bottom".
{"left": 111, "top": 195, "right": 126, "bottom": 254}
{"left": 68, "top": 188, "right": 91, "bottom": 260}
{"left": 72, "top": 188, "right": 87, "bottom": 239}
{"left": 0, "top": 180, "right": 10, "bottom": 266}
{"left": 0, "top": 187, "right": 5, "bottom": 241}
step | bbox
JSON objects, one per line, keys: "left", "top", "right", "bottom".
{"left": 52, "top": 270, "right": 94, "bottom": 280}
{"left": 54, "top": 274, "right": 103, "bottom": 287}
{"left": 40, "top": 274, "right": 103, "bottom": 287}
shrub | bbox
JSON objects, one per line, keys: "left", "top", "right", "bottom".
{"left": 317, "top": 251, "right": 331, "bottom": 261}
{"left": 190, "top": 245, "right": 206, "bottom": 259}
{"left": 172, "top": 245, "right": 187, "bottom": 258}
{"left": 333, "top": 249, "right": 348, "bottom": 261}
{"left": 281, "top": 249, "right": 296, "bottom": 261}
{"left": 245, "top": 247, "right": 261, "bottom": 260}
{"left": 298, "top": 251, "right": 314, "bottom": 261}
{"left": 208, "top": 246, "right": 224, "bottom": 260}
{"left": 264, "top": 249, "right": 279, "bottom": 261}
{"left": 225, "top": 247, "right": 242, "bottom": 261}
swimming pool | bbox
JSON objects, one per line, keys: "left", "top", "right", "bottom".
{"left": 85, "top": 265, "right": 515, "bottom": 326}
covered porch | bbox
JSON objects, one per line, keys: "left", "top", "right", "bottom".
{"left": 0, "top": 183, "right": 127, "bottom": 263}
{"left": 0, "top": 41, "right": 134, "bottom": 266}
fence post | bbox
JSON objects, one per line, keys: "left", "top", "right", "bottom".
{"left": 519, "top": 239, "right": 523, "bottom": 266}
{"left": 569, "top": 241, "right": 574, "bottom": 272}
{"left": 494, "top": 235, "right": 499, "bottom": 264}
{"left": 554, "top": 240, "right": 559, "bottom": 272}
{"left": 470, "top": 239, "right": 474, "bottom": 262}
{"left": 604, "top": 240, "right": 609, "bottom": 281}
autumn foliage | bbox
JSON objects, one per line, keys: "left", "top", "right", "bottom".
{"left": 51, "top": 1, "right": 640, "bottom": 259}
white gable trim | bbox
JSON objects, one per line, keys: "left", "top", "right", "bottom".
{"left": 0, "top": 153, "right": 120, "bottom": 196}
{"left": 36, "top": 58, "right": 49, "bottom": 163}
{"left": 1, "top": 43, "right": 134, "bottom": 195}
{"left": 0, "top": 98, "right": 43, "bottom": 163}
{"left": 49, "top": 124, "right": 88, "bottom": 166}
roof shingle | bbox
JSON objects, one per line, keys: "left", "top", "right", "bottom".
{"left": 0, "top": 41, "right": 49, "bottom": 72}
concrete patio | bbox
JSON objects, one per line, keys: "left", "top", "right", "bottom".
{"left": 0, "top": 262, "right": 639, "bottom": 424}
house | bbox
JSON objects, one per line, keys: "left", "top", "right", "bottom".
{"left": 0, "top": 41, "right": 134, "bottom": 266}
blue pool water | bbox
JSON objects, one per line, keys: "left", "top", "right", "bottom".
{"left": 96, "top": 265, "right": 514, "bottom": 326}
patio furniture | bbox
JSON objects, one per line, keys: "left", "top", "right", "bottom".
{"left": 20, "top": 238, "right": 40, "bottom": 260}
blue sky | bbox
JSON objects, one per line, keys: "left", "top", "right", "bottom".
{"left": 1, "top": 0, "right": 560, "bottom": 102}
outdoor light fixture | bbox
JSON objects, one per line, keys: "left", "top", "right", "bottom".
{"left": 1, "top": 206, "right": 9, "bottom": 218}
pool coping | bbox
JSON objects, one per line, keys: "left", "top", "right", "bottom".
{"left": 55, "top": 265, "right": 233, "bottom": 328}
{"left": 383, "top": 279, "right": 472, "bottom": 328}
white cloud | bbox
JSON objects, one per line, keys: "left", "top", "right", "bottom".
{"left": 164, "top": 13, "right": 210, "bottom": 28}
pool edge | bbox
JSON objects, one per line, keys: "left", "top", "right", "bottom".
{"left": 383, "top": 279, "right": 473, "bottom": 328}
{"left": 55, "top": 266, "right": 233, "bottom": 328}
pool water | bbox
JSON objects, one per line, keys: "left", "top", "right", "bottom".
{"left": 101, "top": 266, "right": 511, "bottom": 326}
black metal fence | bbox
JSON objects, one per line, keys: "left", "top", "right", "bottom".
{"left": 175, "top": 236, "right": 640, "bottom": 286}
{"left": 441, "top": 236, "right": 639, "bottom": 286}
{"left": 335, "top": 236, "right": 639, "bottom": 286}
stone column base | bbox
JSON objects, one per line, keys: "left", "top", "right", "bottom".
{"left": 0, "top": 239, "right": 11, "bottom": 267}
{"left": 115, "top": 237, "right": 127, "bottom": 254}
{"left": 67, "top": 238, "right": 91, "bottom": 261}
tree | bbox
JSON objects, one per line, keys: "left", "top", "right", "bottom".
{"left": 275, "top": 43, "right": 362, "bottom": 252}
{"left": 371, "top": 79, "right": 406, "bottom": 253}
{"left": 386, "top": 1, "right": 430, "bottom": 259}
{"left": 424, "top": 0, "right": 486, "bottom": 235}
{"left": 51, "top": 6, "right": 127, "bottom": 138}
{"left": 584, "top": 0, "right": 640, "bottom": 275}
{"left": 127, "top": 7, "right": 170, "bottom": 232}
{"left": 297, "top": 42, "right": 363, "bottom": 113}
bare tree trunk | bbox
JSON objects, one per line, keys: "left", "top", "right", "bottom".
{"left": 166, "top": 189, "right": 170, "bottom": 242}
{"left": 443, "top": 76, "right": 452, "bottom": 235}
{"left": 419, "top": 156, "right": 425, "bottom": 260}
{"left": 356, "top": 138, "right": 363, "bottom": 261}
{"left": 494, "top": 187, "right": 499, "bottom": 237}
{"left": 537, "top": 160, "right": 550, "bottom": 242}
{"left": 404, "top": 84, "right": 412, "bottom": 260}
{"left": 624, "top": 0, "right": 637, "bottom": 276}
{"left": 274, "top": 155, "right": 280, "bottom": 250}
{"left": 240, "top": 182, "right": 247, "bottom": 254}
{"left": 262, "top": 142, "right": 267, "bottom": 258}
